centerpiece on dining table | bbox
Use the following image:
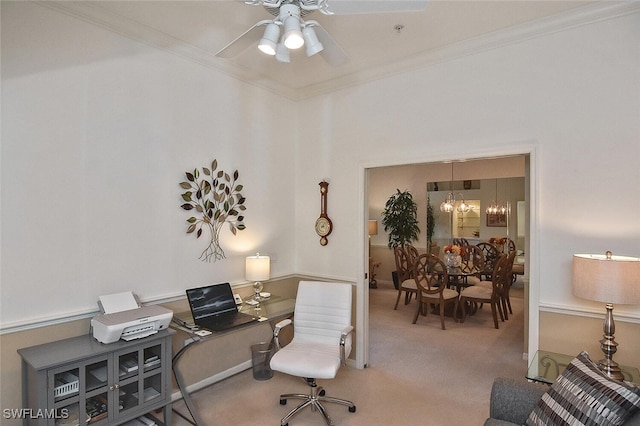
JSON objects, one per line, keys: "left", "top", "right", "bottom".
{"left": 489, "top": 237, "right": 507, "bottom": 253}
{"left": 444, "top": 244, "right": 465, "bottom": 268}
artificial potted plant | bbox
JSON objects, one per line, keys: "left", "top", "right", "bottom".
{"left": 381, "top": 189, "right": 420, "bottom": 289}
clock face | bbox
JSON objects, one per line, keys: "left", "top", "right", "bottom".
{"left": 315, "top": 217, "right": 332, "bottom": 237}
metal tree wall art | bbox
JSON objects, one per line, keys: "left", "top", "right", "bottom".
{"left": 180, "top": 159, "right": 246, "bottom": 262}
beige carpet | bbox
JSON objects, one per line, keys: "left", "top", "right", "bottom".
{"left": 170, "top": 283, "right": 527, "bottom": 425}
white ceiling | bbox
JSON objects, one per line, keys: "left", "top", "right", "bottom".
{"left": 50, "top": 1, "right": 610, "bottom": 97}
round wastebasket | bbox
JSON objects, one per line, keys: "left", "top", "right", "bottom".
{"left": 251, "top": 342, "right": 274, "bottom": 380}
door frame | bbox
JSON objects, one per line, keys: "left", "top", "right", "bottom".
{"left": 356, "top": 142, "right": 538, "bottom": 368}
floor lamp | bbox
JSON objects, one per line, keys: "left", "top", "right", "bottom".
{"left": 572, "top": 251, "right": 640, "bottom": 380}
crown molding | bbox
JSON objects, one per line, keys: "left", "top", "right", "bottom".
{"left": 296, "top": 1, "right": 640, "bottom": 99}
{"left": 36, "top": 1, "right": 300, "bottom": 100}
{"left": 37, "top": 1, "right": 640, "bottom": 101}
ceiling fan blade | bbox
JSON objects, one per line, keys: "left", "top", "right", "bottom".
{"left": 310, "top": 23, "right": 348, "bottom": 66}
{"left": 215, "top": 20, "right": 272, "bottom": 59}
{"left": 322, "top": 0, "right": 428, "bottom": 15}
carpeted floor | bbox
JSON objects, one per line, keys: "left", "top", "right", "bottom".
{"left": 169, "top": 282, "right": 527, "bottom": 425}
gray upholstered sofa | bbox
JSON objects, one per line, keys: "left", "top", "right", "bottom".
{"left": 484, "top": 377, "right": 640, "bottom": 426}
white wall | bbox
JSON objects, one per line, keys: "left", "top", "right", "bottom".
{"left": 1, "top": 2, "right": 297, "bottom": 328}
{"left": 294, "top": 9, "right": 640, "bottom": 326}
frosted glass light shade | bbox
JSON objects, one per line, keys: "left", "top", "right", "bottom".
{"left": 283, "top": 17, "right": 304, "bottom": 49}
{"left": 302, "top": 26, "right": 323, "bottom": 56}
{"left": 258, "top": 23, "right": 280, "bottom": 56}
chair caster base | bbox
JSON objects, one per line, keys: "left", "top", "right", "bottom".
{"left": 277, "top": 380, "right": 356, "bottom": 426}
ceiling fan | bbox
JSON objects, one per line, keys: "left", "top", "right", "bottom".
{"left": 215, "top": 0, "right": 427, "bottom": 66}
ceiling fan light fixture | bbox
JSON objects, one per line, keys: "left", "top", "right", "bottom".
{"left": 283, "top": 17, "right": 304, "bottom": 49}
{"left": 275, "top": 41, "right": 290, "bottom": 62}
{"left": 258, "top": 22, "right": 280, "bottom": 55}
{"left": 302, "top": 26, "right": 323, "bottom": 56}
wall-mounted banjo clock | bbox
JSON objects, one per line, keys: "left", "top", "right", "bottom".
{"left": 315, "top": 181, "right": 333, "bottom": 246}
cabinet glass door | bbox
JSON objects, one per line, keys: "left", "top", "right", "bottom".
{"left": 116, "top": 349, "right": 140, "bottom": 416}
{"left": 50, "top": 366, "right": 81, "bottom": 426}
{"left": 141, "top": 344, "right": 164, "bottom": 406}
{"left": 85, "top": 359, "right": 110, "bottom": 425}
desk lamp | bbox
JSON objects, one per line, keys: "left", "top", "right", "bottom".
{"left": 572, "top": 251, "right": 640, "bottom": 380}
{"left": 246, "top": 253, "right": 270, "bottom": 302}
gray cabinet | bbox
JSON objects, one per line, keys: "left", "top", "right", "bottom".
{"left": 18, "top": 330, "right": 174, "bottom": 426}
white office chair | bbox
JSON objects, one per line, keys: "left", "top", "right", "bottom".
{"left": 270, "top": 281, "right": 356, "bottom": 426}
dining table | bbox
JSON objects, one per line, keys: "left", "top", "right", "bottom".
{"left": 445, "top": 266, "right": 476, "bottom": 292}
{"left": 431, "top": 266, "right": 479, "bottom": 319}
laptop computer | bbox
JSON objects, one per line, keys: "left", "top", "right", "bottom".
{"left": 186, "top": 283, "right": 259, "bottom": 332}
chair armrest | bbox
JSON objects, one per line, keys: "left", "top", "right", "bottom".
{"left": 340, "top": 325, "right": 354, "bottom": 364}
{"left": 273, "top": 318, "right": 292, "bottom": 350}
{"left": 489, "top": 377, "right": 546, "bottom": 424}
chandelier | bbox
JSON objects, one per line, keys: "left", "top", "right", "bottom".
{"left": 439, "top": 162, "right": 471, "bottom": 214}
{"left": 485, "top": 179, "right": 507, "bottom": 215}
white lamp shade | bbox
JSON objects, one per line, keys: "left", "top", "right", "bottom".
{"left": 283, "top": 17, "right": 304, "bottom": 49}
{"left": 258, "top": 23, "right": 280, "bottom": 56}
{"left": 246, "top": 254, "right": 270, "bottom": 281}
{"left": 275, "top": 42, "right": 290, "bottom": 63}
{"left": 302, "top": 26, "right": 323, "bottom": 57}
{"left": 572, "top": 253, "right": 640, "bottom": 304}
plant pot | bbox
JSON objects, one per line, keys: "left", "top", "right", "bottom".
{"left": 392, "top": 271, "right": 399, "bottom": 290}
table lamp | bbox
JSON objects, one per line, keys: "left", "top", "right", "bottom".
{"left": 368, "top": 220, "right": 378, "bottom": 250}
{"left": 572, "top": 251, "right": 640, "bottom": 380}
{"left": 246, "top": 253, "right": 270, "bottom": 302}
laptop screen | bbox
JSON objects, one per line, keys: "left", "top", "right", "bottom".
{"left": 186, "top": 283, "right": 237, "bottom": 321}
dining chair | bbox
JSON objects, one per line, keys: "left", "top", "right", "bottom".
{"left": 476, "top": 242, "right": 500, "bottom": 281}
{"left": 500, "top": 251, "right": 517, "bottom": 317}
{"left": 393, "top": 245, "right": 418, "bottom": 310}
{"left": 459, "top": 244, "right": 484, "bottom": 285}
{"left": 458, "top": 254, "right": 508, "bottom": 329}
{"left": 412, "top": 254, "right": 458, "bottom": 330}
{"left": 453, "top": 237, "right": 469, "bottom": 247}
{"left": 505, "top": 238, "right": 516, "bottom": 254}
{"left": 475, "top": 251, "right": 516, "bottom": 319}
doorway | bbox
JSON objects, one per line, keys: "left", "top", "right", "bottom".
{"left": 359, "top": 149, "right": 538, "bottom": 368}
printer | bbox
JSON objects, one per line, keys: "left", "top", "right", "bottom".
{"left": 91, "top": 291, "right": 173, "bottom": 344}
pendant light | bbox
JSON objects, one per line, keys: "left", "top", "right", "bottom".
{"left": 457, "top": 198, "right": 470, "bottom": 213}
{"left": 486, "top": 179, "right": 506, "bottom": 215}
{"left": 440, "top": 191, "right": 455, "bottom": 213}
{"left": 439, "top": 162, "right": 471, "bottom": 213}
